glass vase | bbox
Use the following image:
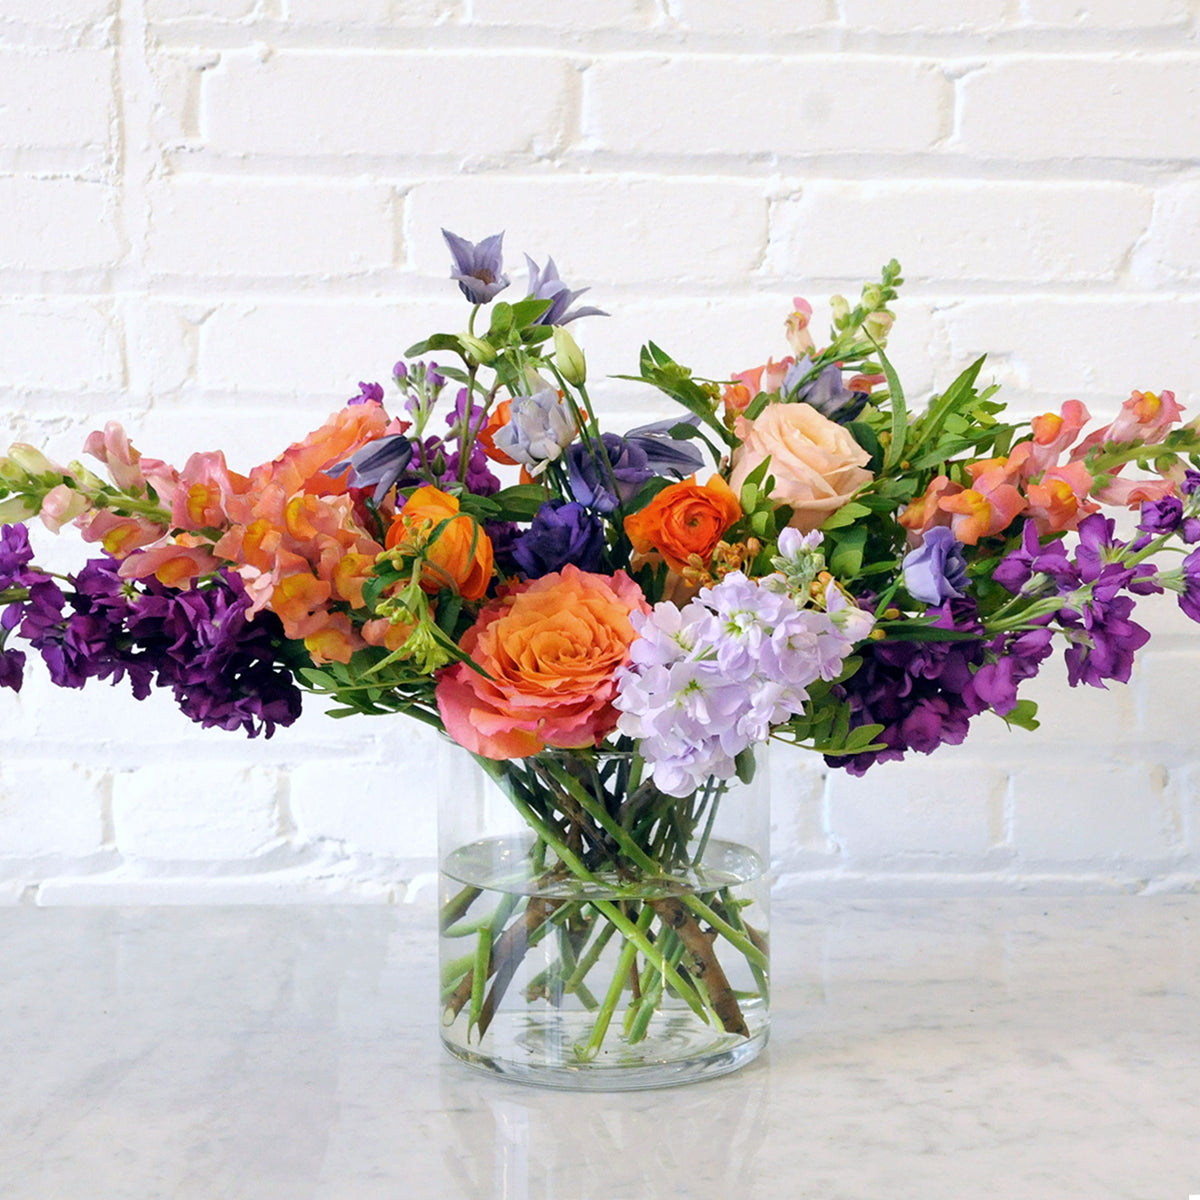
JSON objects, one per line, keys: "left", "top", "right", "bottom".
{"left": 437, "top": 743, "right": 770, "bottom": 1090}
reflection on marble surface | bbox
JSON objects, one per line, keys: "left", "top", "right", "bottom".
{"left": 0, "top": 899, "right": 1197, "bottom": 1199}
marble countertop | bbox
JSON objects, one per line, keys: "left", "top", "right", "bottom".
{"left": 1, "top": 897, "right": 1197, "bottom": 1200}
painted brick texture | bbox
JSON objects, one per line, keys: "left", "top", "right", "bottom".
{"left": 1, "top": 0, "right": 1199, "bottom": 902}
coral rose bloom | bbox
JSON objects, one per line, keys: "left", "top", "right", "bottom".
{"left": 623, "top": 475, "right": 742, "bottom": 575}
{"left": 729, "top": 402, "right": 873, "bottom": 533}
{"left": 435, "top": 565, "right": 650, "bottom": 759}
{"left": 386, "top": 485, "right": 493, "bottom": 601}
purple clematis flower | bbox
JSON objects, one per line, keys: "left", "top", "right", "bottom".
{"left": 623, "top": 415, "right": 706, "bottom": 477}
{"left": 443, "top": 229, "right": 510, "bottom": 304}
{"left": 524, "top": 255, "right": 606, "bottom": 325}
{"left": 331, "top": 434, "right": 415, "bottom": 505}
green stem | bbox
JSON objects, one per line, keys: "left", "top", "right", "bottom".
{"left": 539, "top": 758, "right": 768, "bottom": 972}
{"left": 486, "top": 769, "right": 710, "bottom": 1025}
{"left": 579, "top": 904, "right": 655, "bottom": 1062}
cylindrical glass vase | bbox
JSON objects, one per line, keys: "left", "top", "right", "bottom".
{"left": 437, "top": 744, "right": 769, "bottom": 1090}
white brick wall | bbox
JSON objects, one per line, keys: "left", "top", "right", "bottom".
{"left": 1, "top": 0, "right": 1199, "bottom": 903}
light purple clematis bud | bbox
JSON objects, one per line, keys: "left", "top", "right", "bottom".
{"left": 442, "top": 229, "right": 510, "bottom": 304}
{"left": 493, "top": 389, "right": 577, "bottom": 472}
{"left": 524, "top": 255, "right": 607, "bottom": 326}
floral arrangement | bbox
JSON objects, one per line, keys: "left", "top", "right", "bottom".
{"left": 3, "top": 230, "right": 1199, "bottom": 1077}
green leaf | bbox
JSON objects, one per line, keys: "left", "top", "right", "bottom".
{"left": 404, "top": 332, "right": 468, "bottom": 358}
{"left": 1001, "top": 699, "right": 1040, "bottom": 731}
{"left": 875, "top": 341, "right": 908, "bottom": 473}
{"left": 818, "top": 501, "right": 871, "bottom": 531}
{"left": 847, "top": 420, "right": 884, "bottom": 472}
{"left": 488, "top": 483, "right": 548, "bottom": 522}
{"left": 734, "top": 747, "right": 757, "bottom": 785}
{"left": 827, "top": 525, "right": 867, "bottom": 577}
{"left": 508, "top": 297, "right": 554, "bottom": 328}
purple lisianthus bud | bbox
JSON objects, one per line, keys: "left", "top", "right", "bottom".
{"left": 393, "top": 361, "right": 408, "bottom": 381}
{"left": 348, "top": 381, "right": 385, "bottom": 406}
{"left": 493, "top": 389, "right": 577, "bottom": 470}
{"left": 443, "top": 228, "right": 509, "bottom": 304}
{"left": 1181, "top": 469, "right": 1200, "bottom": 496}
{"left": 512, "top": 501, "right": 606, "bottom": 579}
{"left": 783, "top": 358, "right": 868, "bottom": 424}
{"left": 903, "top": 527, "right": 969, "bottom": 605}
{"left": 1138, "top": 495, "right": 1184, "bottom": 533}
{"left": 565, "top": 433, "right": 653, "bottom": 513}
{"left": 524, "top": 255, "right": 606, "bottom": 326}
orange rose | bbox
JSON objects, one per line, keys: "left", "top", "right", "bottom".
{"left": 622, "top": 475, "right": 742, "bottom": 574}
{"left": 435, "top": 565, "right": 650, "bottom": 759}
{"left": 386, "top": 485, "right": 493, "bottom": 601}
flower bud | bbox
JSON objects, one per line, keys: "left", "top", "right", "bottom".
{"left": 552, "top": 325, "right": 587, "bottom": 385}
{"left": 6, "top": 444, "right": 57, "bottom": 477}
{"left": 459, "top": 334, "right": 497, "bottom": 366}
{"left": 0, "top": 495, "right": 36, "bottom": 522}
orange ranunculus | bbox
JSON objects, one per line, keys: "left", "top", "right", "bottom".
{"left": 622, "top": 475, "right": 742, "bottom": 575}
{"left": 435, "top": 565, "right": 650, "bottom": 759}
{"left": 386, "top": 485, "right": 494, "bottom": 601}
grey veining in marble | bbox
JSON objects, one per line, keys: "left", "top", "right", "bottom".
{"left": 1, "top": 899, "right": 1197, "bottom": 1199}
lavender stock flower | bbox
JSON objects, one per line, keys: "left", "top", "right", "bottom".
{"left": 443, "top": 229, "right": 510, "bottom": 304}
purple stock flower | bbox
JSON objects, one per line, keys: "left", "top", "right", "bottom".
{"left": 972, "top": 623, "right": 1054, "bottom": 715}
{"left": 827, "top": 601, "right": 988, "bottom": 775}
{"left": 1073, "top": 514, "right": 1160, "bottom": 601}
{"left": 565, "top": 433, "right": 653, "bottom": 513}
{"left": 443, "top": 229, "right": 510, "bottom": 304}
{"left": 1176, "top": 547, "right": 1200, "bottom": 623}
{"left": 902, "top": 527, "right": 969, "bottom": 605}
{"left": 0, "top": 523, "right": 35, "bottom": 585}
{"left": 1138, "top": 495, "right": 1184, "bottom": 534}
{"left": 0, "top": 646, "right": 24, "bottom": 692}
{"left": 623, "top": 416, "right": 706, "bottom": 478}
{"left": 524, "top": 255, "right": 606, "bottom": 326}
{"left": 1059, "top": 594, "right": 1149, "bottom": 688}
{"left": 511, "top": 501, "right": 606, "bottom": 579}
{"left": 347, "top": 381, "right": 385, "bottom": 406}
{"left": 992, "top": 521, "right": 1079, "bottom": 595}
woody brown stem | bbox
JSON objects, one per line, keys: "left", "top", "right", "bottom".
{"left": 478, "top": 897, "right": 561, "bottom": 1036}
{"left": 650, "top": 897, "right": 749, "bottom": 1037}
{"left": 444, "top": 897, "right": 561, "bottom": 1026}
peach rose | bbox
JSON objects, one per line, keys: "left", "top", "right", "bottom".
{"left": 386, "top": 485, "right": 494, "bottom": 601}
{"left": 729, "top": 402, "right": 873, "bottom": 533}
{"left": 435, "top": 565, "right": 650, "bottom": 759}
{"left": 623, "top": 475, "right": 742, "bottom": 575}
